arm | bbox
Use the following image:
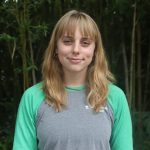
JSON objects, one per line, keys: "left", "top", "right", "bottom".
{"left": 13, "top": 90, "right": 37, "bottom": 150}
{"left": 108, "top": 85, "right": 133, "bottom": 150}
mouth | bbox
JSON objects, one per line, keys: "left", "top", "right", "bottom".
{"left": 67, "top": 57, "right": 84, "bottom": 64}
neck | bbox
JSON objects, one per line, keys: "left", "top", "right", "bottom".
{"left": 63, "top": 70, "right": 87, "bottom": 87}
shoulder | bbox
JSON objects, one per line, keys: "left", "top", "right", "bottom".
{"left": 108, "top": 83, "right": 126, "bottom": 99}
{"left": 24, "top": 82, "right": 44, "bottom": 97}
{"left": 19, "top": 82, "right": 45, "bottom": 117}
{"left": 107, "top": 83, "right": 128, "bottom": 116}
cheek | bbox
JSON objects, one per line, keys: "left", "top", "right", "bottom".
{"left": 57, "top": 46, "right": 70, "bottom": 56}
{"left": 57, "top": 41, "right": 67, "bottom": 55}
{"left": 85, "top": 47, "right": 95, "bottom": 58}
{"left": 57, "top": 47, "right": 69, "bottom": 63}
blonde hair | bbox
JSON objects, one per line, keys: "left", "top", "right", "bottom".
{"left": 42, "top": 10, "right": 115, "bottom": 112}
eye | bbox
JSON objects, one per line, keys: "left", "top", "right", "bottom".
{"left": 81, "top": 38, "right": 91, "bottom": 47}
{"left": 82, "top": 41, "right": 90, "bottom": 46}
{"left": 62, "top": 37, "right": 73, "bottom": 45}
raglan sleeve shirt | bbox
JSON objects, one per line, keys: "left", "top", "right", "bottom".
{"left": 13, "top": 83, "right": 133, "bottom": 150}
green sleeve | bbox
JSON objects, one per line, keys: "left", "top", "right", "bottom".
{"left": 108, "top": 84, "right": 133, "bottom": 150}
{"left": 13, "top": 83, "right": 45, "bottom": 150}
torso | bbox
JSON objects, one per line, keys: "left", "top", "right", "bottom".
{"left": 36, "top": 90, "right": 114, "bottom": 150}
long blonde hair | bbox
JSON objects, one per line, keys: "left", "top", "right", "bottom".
{"left": 42, "top": 10, "right": 115, "bottom": 112}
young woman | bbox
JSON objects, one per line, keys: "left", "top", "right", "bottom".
{"left": 13, "top": 10, "right": 133, "bottom": 150}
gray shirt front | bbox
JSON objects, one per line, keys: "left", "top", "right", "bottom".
{"left": 36, "top": 90, "right": 114, "bottom": 150}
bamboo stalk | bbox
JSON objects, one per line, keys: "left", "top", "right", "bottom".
{"left": 129, "top": 2, "right": 137, "bottom": 109}
{"left": 137, "top": 23, "right": 142, "bottom": 111}
{"left": 122, "top": 41, "right": 130, "bottom": 105}
{"left": 28, "top": 31, "right": 37, "bottom": 84}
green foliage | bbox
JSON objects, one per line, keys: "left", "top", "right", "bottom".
{"left": 133, "top": 112, "right": 150, "bottom": 150}
{"left": 0, "top": 33, "right": 15, "bottom": 41}
{"left": 31, "top": 24, "right": 49, "bottom": 41}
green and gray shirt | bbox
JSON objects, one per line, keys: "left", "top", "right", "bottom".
{"left": 13, "top": 82, "right": 133, "bottom": 150}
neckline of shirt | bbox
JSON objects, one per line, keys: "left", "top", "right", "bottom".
{"left": 65, "top": 85, "right": 86, "bottom": 91}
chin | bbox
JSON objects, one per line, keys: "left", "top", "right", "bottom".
{"left": 66, "top": 67, "right": 87, "bottom": 73}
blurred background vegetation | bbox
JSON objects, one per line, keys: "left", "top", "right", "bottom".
{"left": 0, "top": 0, "right": 150, "bottom": 149}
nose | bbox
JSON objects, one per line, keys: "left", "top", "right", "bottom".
{"left": 72, "top": 42, "right": 79, "bottom": 54}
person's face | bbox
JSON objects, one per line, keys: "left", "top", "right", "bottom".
{"left": 57, "top": 28, "right": 95, "bottom": 75}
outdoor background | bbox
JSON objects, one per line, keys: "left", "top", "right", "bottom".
{"left": 0, "top": 0, "right": 150, "bottom": 149}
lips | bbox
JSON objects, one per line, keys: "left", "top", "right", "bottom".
{"left": 67, "top": 57, "right": 83, "bottom": 64}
